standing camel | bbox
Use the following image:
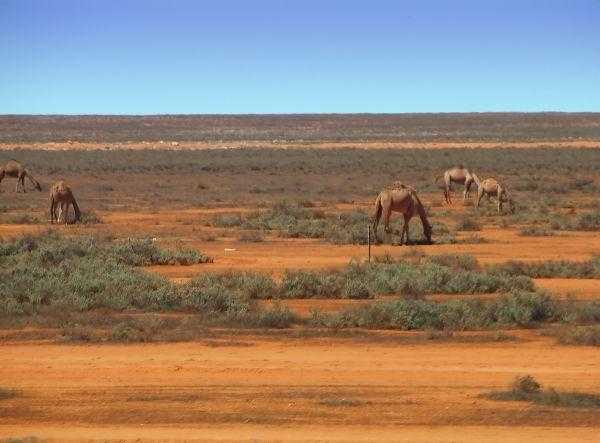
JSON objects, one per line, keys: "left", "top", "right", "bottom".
{"left": 435, "top": 165, "right": 479, "bottom": 205}
{"left": 49, "top": 181, "right": 81, "bottom": 224}
{"left": 372, "top": 186, "right": 432, "bottom": 245}
{"left": 476, "top": 178, "right": 515, "bottom": 214}
{"left": 0, "top": 160, "right": 42, "bottom": 193}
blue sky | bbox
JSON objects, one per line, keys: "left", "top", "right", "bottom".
{"left": 1, "top": 0, "right": 599, "bottom": 114}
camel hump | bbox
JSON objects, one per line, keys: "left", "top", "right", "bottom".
{"left": 389, "top": 181, "right": 416, "bottom": 192}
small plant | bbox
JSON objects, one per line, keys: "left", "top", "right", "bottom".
{"left": 555, "top": 326, "right": 600, "bottom": 346}
{"left": 0, "top": 387, "right": 17, "bottom": 400}
{"left": 256, "top": 304, "right": 298, "bottom": 328}
{"left": 80, "top": 210, "right": 103, "bottom": 224}
{"left": 319, "top": 397, "right": 365, "bottom": 407}
{"left": 519, "top": 226, "right": 553, "bottom": 237}
{"left": 576, "top": 211, "right": 600, "bottom": 231}
{"left": 487, "top": 375, "right": 600, "bottom": 409}
{"left": 512, "top": 375, "right": 541, "bottom": 395}
{"left": 213, "top": 213, "right": 243, "bottom": 227}
{"left": 238, "top": 230, "right": 264, "bottom": 242}
{"left": 456, "top": 216, "right": 482, "bottom": 231}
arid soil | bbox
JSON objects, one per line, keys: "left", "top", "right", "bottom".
{"left": 1, "top": 331, "right": 600, "bottom": 442}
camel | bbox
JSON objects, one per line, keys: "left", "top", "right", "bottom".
{"left": 475, "top": 178, "right": 515, "bottom": 214}
{"left": 372, "top": 186, "right": 432, "bottom": 245}
{"left": 0, "top": 160, "right": 42, "bottom": 193}
{"left": 49, "top": 181, "right": 81, "bottom": 224}
{"left": 435, "top": 165, "right": 479, "bottom": 205}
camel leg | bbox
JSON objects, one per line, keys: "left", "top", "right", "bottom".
{"left": 497, "top": 188, "right": 503, "bottom": 214}
{"left": 18, "top": 174, "right": 26, "bottom": 193}
{"left": 464, "top": 179, "right": 472, "bottom": 201}
{"left": 50, "top": 198, "right": 55, "bottom": 223}
{"left": 383, "top": 206, "right": 395, "bottom": 242}
{"left": 476, "top": 188, "right": 484, "bottom": 209}
{"left": 372, "top": 210, "right": 381, "bottom": 244}
{"left": 63, "top": 202, "right": 71, "bottom": 224}
{"left": 403, "top": 214, "right": 411, "bottom": 245}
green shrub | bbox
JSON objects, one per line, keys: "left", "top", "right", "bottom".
{"left": 309, "top": 290, "right": 558, "bottom": 330}
{"left": 0, "top": 233, "right": 211, "bottom": 315}
{"left": 576, "top": 211, "right": 600, "bottom": 231}
{"left": 238, "top": 230, "right": 264, "bottom": 242}
{"left": 108, "top": 238, "right": 211, "bottom": 265}
{"left": 213, "top": 213, "right": 244, "bottom": 227}
{"left": 256, "top": 304, "right": 298, "bottom": 328}
{"left": 556, "top": 326, "right": 600, "bottom": 346}
{"left": 456, "top": 216, "right": 482, "bottom": 231}
{"left": 80, "top": 210, "right": 103, "bottom": 224}
{"left": 519, "top": 226, "right": 554, "bottom": 237}
{"left": 489, "top": 257, "right": 600, "bottom": 279}
{"left": 493, "top": 291, "right": 555, "bottom": 326}
{"left": 487, "top": 375, "right": 600, "bottom": 409}
{"left": 280, "top": 270, "right": 344, "bottom": 298}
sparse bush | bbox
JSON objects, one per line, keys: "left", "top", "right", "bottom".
{"left": 519, "top": 226, "right": 554, "bottom": 237}
{"left": 489, "top": 257, "right": 600, "bottom": 279}
{"left": 0, "top": 213, "right": 42, "bottom": 224}
{"left": 256, "top": 304, "right": 298, "bottom": 328}
{"left": 238, "top": 230, "right": 264, "bottom": 242}
{"left": 309, "top": 290, "right": 558, "bottom": 330}
{"left": 109, "top": 238, "right": 211, "bottom": 265}
{"left": 576, "top": 211, "right": 600, "bottom": 231}
{"left": 456, "top": 216, "right": 482, "bottom": 231}
{"left": 213, "top": 213, "right": 244, "bottom": 227}
{"left": 80, "top": 210, "right": 103, "bottom": 224}
{"left": 0, "top": 387, "right": 17, "bottom": 400}
{"left": 280, "top": 270, "right": 344, "bottom": 298}
{"left": 487, "top": 375, "right": 600, "bottom": 409}
{"left": 513, "top": 375, "right": 542, "bottom": 394}
{"left": 555, "top": 326, "right": 600, "bottom": 346}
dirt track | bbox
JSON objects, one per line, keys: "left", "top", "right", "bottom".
{"left": 1, "top": 331, "right": 599, "bottom": 441}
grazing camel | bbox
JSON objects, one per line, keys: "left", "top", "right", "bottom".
{"left": 0, "top": 160, "right": 42, "bottom": 193}
{"left": 372, "top": 186, "right": 432, "bottom": 245}
{"left": 49, "top": 181, "right": 81, "bottom": 224}
{"left": 476, "top": 178, "right": 515, "bottom": 214}
{"left": 435, "top": 165, "right": 479, "bottom": 205}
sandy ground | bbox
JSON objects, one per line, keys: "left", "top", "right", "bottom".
{"left": 2, "top": 140, "right": 600, "bottom": 151}
{"left": 1, "top": 331, "right": 600, "bottom": 442}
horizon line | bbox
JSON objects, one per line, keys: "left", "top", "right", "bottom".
{"left": 2, "top": 111, "right": 600, "bottom": 117}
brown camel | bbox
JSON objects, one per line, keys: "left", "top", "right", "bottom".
{"left": 475, "top": 178, "right": 515, "bottom": 214}
{"left": 435, "top": 165, "right": 479, "bottom": 205}
{"left": 372, "top": 186, "right": 432, "bottom": 245}
{"left": 0, "top": 160, "right": 42, "bottom": 192}
{"left": 49, "top": 181, "right": 81, "bottom": 224}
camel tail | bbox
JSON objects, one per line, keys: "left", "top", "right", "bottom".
{"left": 472, "top": 173, "right": 481, "bottom": 187}
{"left": 434, "top": 175, "right": 443, "bottom": 185}
{"left": 72, "top": 197, "right": 81, "bottom": 223}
